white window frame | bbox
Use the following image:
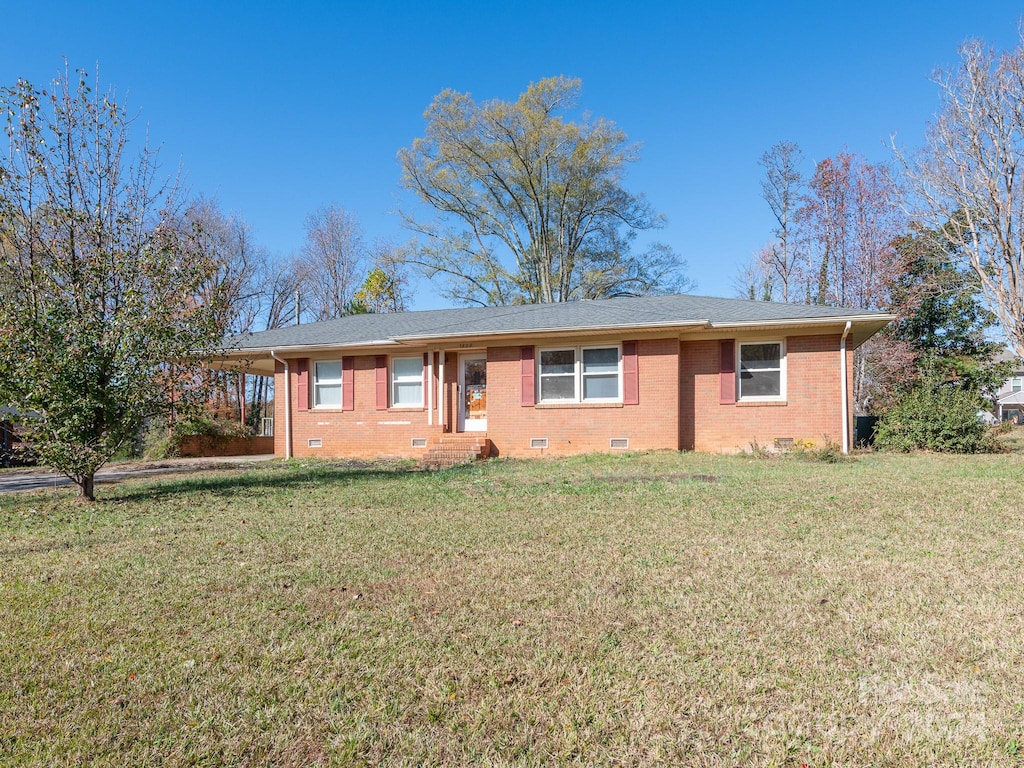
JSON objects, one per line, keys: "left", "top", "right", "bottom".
{"left": 538, "top": 347, "right": 578, "bottom": 402}
{"left": 1013, "top": 377, "right": 1023, "bottom": 392}
{"left": 391, "top": 356, "right": 424, "bottom": 408}
{"left": 737, "top": 340, "right": 786, "bottom": 402}
{"left": 313, "top": 360, "right": 343, "bottom": 408}
{"left": 537, "top": 344, "right": 622, "bottom": 404}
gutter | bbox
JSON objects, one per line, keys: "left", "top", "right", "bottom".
{"left": 709, "top": 313, "right": 895, "bottom": 330}
{"left": 270, "top": 350, "right": 291, "bottom": 459}
{"left": 840, "top": 322, "right": 852, "bottom": 455}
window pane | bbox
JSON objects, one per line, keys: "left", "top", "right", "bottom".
{"left": 540, "top": 349, "right": 575, "bottom": 374}
{"left": 315, "top": 361, "right": 342, "bottom": 383}
{"left": 392, "top": 357, "right": 422, "bottom": 381}
{"left": 583, "top": 373, "right": 618, "bottom": 400}
{"left": 315, "top": 384, "right": 342, "bottom": 407}
{"left": 540, "top": 375, "right": 575, "bottom": 401}
{"left": 740, "top": 343, "right": 781, "bottom": 369}
{"left": 583, "top": 347, "right": 618, "bottom": 373}
{"left": 740, "top": 370, "right": 781, "bottom": 397}
{"left": 393, "top": 381, "right": 423, "bottom": 406}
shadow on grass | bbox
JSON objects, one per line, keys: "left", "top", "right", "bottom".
{"left": 109, "top": 459, "right": 480, "bottom": 503}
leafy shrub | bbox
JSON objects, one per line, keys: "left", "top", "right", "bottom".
{"left": 875, "top": 382, "right": 1000, "bottom": 453}
{"left": 173, "top": 416, "right": 251, "bottom": 441}
{"left": 142, "top": 416, "right": 252, "bottom": 460}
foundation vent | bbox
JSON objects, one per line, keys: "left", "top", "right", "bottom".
{"left": 529, "top": 437, "right": 549, "bottom": 450}
{"left": 411, "top": 437, "right": 428, "bottom": 449}
{"left": 307, "top": 438, "right": 323, "bottom": 448}
{"left": 609, "top": 438, "right": 629, "bottom": 450}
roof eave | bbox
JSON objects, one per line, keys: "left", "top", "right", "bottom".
{"left": 389, "top": 319, "right": 713, "bottom": 344}
{"left": 708, "top": 313, "right": 897, "bottom": 329}
{"left": 217, "top": 339, "right": 403, "bottom": 358}
{"left": 709, "top": 314, "right": 895, "bottom": 349}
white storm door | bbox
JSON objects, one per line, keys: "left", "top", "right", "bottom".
{"left": 459, "top": 354, "right": 487, "bottom": 432}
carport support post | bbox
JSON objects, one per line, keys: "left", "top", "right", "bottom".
{"left": 270, "top": 351, "right": 291, "bottom": 459}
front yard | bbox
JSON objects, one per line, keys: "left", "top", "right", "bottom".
{"left": 2, "top": 450, "right": 1023, "bottom": 766}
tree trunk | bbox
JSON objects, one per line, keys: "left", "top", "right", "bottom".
{"left": 77, "top": 474, "right": 96, "bottom": 502}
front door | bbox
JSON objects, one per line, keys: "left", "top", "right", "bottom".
{"left": 459, "top": 354, "right": 487, "bottom": 432}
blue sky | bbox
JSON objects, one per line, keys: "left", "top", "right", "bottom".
{"left": 2, "top": 1, "right": 1022, "bottom": 310}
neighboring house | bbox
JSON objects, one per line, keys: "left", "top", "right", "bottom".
{"left": 217, "top": 293, "right": 892, "bottom": 460}
{"left": 995, "top": 356, "right": 1024, "bottom": 423}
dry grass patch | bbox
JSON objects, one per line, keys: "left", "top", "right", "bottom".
{"left": 2, "top": 452, "right": 1024, "bottom": 766}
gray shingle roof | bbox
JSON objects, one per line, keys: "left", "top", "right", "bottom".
{"left": 224, "top": 293, "right": 891, "bottom": 353}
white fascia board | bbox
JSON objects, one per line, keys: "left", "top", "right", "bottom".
{"left": 391, "top": 319, "right": 712, "bottom": 343}
{"left": 708, "top": 314, "right": 896, "bottom": 330}
{"left": 218, "top": 339, "right": 402, "bottom": 357}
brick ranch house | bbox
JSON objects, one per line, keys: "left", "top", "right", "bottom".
{"left": 217, "top": 294, "right": 892, "bottom": 461}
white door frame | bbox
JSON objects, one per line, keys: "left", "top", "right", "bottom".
{"left": 458, "top": 353, "right": 487, "bottom": 432}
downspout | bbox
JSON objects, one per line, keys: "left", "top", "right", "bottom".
{"left": 840, "top": 322, "right": 852, "bottom": 455}
{"left": 270, "top": 351, "right": 292, "bottom": 459}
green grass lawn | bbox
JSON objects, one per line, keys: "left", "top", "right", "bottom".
{"left": 2, "top": 450, "right": 1024, "bottom": 766}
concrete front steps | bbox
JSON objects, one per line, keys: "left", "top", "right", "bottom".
{"left": 420, "top": 436, "right": 493, "bottom": 470}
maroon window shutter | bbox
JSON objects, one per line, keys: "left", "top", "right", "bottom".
{"left": 341, "top": 356, "right": 355, "bottom": 411}
{"left": 719, "top": 340, "right": 736, "bottom": 404}
{"left": 296, "top": 358, "right": 310, "bottom": 411}
{"left": 375, "top": 355, "right": 388, "bottom": 410}
{"left": 622, "top": 341, "right": 639, "bottom": 405}
{"left": 520, "top": 346, "right": 535, "bottom": 406}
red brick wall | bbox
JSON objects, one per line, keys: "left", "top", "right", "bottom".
{"left": 274, "top": 353, "right": 446, "bottom": 459}
{"left": 178, "top": 435, "right": 274, "bottom": 457}
{"left": 269, "top": 334, "right": 852, "bottom": 459}
{"left": 681, "top": 334, "right": 851, "bottom": 453}
{"left": 486, "top": 339, "right": 680, "bottom": 456}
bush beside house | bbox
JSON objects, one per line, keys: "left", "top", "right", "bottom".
{"left": 875, "top": 381, "right": 1001, "bottom": 453}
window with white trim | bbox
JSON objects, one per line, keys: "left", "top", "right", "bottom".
{"left": 391, "top": 356, "right": 423, "bottom": 407}
{"left": 313, "top": 361, "right": 342, "bottom": 407}
{"left": 539, "top": 348, "right": 576, "bottom": 401}
{"left": 1013, "top": 377, "right": 1023, "bottom": 392}
{"left": 738, "top": 341, "right": 785, "bottom": 400}
{"left": 538, "top": 345, "right": 621, "bottom": 403}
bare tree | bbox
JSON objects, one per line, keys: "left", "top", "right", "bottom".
{"left": 798, "top": 153, "right": 906, "bottom": 412}
{"left": 295, "top": 205, "right": 366, "bottom": 321}
{"left": 182, "top": 198, "right": 265, "bottom": 336}
{"left": 734, "top": 244, "right": 780, "bottom": 301}
{"left": 759, "top": 141, "right": 804, "bottom": 302}
{"left": 898, "top": 36, "right": 1024, "bottom": 358}
{"left": 800, "top": 153, "right": 903, "bottom": 310}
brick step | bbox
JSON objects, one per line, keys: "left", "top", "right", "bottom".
{"left": 419, "top": 437, "right": 492, "bottom": 470}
